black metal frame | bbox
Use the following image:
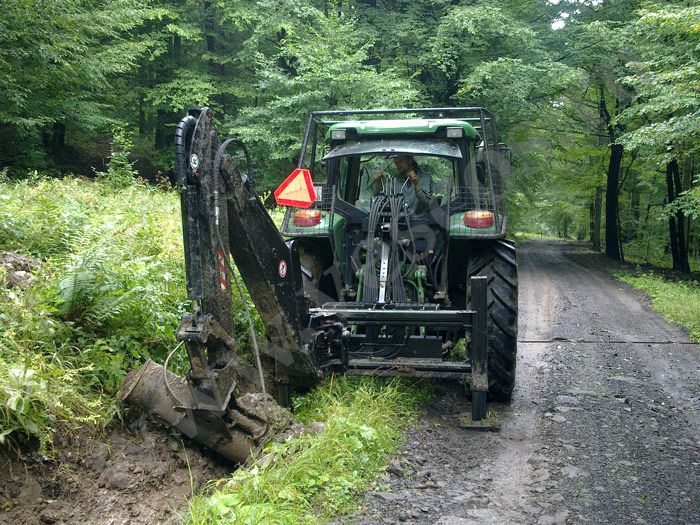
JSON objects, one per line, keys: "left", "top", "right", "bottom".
{"left": 310, "top": 274, "right": 490, "bottom": 420}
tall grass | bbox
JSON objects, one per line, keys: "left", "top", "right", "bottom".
{"left": 186, "top": 376, "right": 429, "bottom": 525}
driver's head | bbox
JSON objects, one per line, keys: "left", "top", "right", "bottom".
{"left": 394, "top": 155, "right": 413, "bottom": 172}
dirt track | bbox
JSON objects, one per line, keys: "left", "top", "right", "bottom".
{"left": 356, "top": 240, "right": 700, "bottom": 524}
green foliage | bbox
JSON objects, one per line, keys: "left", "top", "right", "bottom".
{"left": 0, "top": 0, "right": 165, "bottom": 168}
{"left": 96, "top": 125, "right": 139, "bottom": 187}
{"left": 186, "top": 376, "right": 429, "bottom": 524}
{"left": 0, "top": 346, "right": 112, "bottom": 454}
{"left": 0, "top": 175, "right": 188, "bottom": 447}
{"left": 0, "top": 174, "right": 278, "bottom": 447}
{"left": 222, "top": 5, "right": 421, "bottom": 187}
{"left": 617, "top": 4, "right": 700, "bottom": 161}
{"left": 616, "top": 270, "right": 700, "bottom": 342}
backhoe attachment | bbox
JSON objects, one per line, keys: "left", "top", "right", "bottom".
{"left": 119, "top": 108, "right": 317, "bottom": 463}
{"left": 119, "top": 107, "right": 494, "bottom": 463}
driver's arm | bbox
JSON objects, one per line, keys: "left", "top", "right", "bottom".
{"left": 372, "top": 170, "right": 383, "bottom": 195}
{"left": 409, "top": 169, "right": 432, "bottom": 207}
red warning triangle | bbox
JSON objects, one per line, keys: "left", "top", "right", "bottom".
{"left": 274, "top": 168, "right": 316, "bottom": 208}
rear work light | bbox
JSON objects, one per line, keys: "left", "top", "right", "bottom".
{"left": 331, "top": 129, "right": 347, "bottom": 140}
{"left": 446, "top": 126, "right": 463, "bottom": 138}
{"left": 293, "top": 209, "right": 322, "bottom": 227}
{"left": 463, "top": 210, "right": 494, "bottom": 229}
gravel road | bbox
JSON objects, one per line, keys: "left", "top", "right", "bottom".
{"left": 356, "top": 240, "right": 700, "bottom": 525}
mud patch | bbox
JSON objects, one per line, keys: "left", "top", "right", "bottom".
{"left": 0, "top": 418, "right": 230, "bottom": 525}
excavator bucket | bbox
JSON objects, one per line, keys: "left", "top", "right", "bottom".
{"left": 119, "top": 360, "right": 267, "bottom": 463}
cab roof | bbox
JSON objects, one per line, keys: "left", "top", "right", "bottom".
{"left": 324, "top": 118, "right": 479, "bottom": 141}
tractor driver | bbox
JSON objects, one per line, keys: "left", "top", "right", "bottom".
{"left": 373, "top": 155, "right": 433, "bottom": 215}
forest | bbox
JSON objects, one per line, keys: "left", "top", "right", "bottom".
{"left": 0, "top": 1, "right": 699, "bottom": 523}
{"left": 1, "top": 0, "right": 698, "bottom": 270}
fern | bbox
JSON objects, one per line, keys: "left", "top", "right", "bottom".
{"left": 56, "top": 239, "right": 143, "bottom": 330}
{"left": 84, "top": 285, "right": 145, "bottom": 326}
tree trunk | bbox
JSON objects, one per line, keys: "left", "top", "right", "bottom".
{"left": 666, "top": 163, "right": 680, "bottom": 270}
{"left": 599, "top": 83, "right": 623, "bottom": 261}
{"left": 605, "top": 143, "right": 623, "bottom": 260}
{"left": 629, "top": 173, "right": 640, "bottom": 241}
{"left": 667, "top": 160, "right": 690, "bottom": 272}
{"left": 52, "top": 122, "right": 66, "bottom": 154}
{"left": 592, "top": 186, "right": 602, "bottom": 251}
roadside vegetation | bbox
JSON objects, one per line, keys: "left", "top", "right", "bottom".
{"left": 615, "top": 270, "right": 700, "bottom": 343}
{"left": 0, "top": 167, "right": 266, "bottom": 452}
{"left": 187, "top": 377, "right": 428, "bottom": 524}
{"left": 0, "top": 174, "right": 186, "bottom": 451}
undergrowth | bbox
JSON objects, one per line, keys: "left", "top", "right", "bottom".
{"left": 0, "top": 175, "right": 259, "bottom": 452}
{"left": 616, "top": 269, "right": 700, "bottom": 342}
{"left": 186, "top": 376, "right": 429, "bottom": 525}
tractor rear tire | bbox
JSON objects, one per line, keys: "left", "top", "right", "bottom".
{"left": 467, "top": 239, "right": 518, "bottom": 401}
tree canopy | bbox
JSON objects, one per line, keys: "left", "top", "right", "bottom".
{"left": 0, "top": 0, "right": 698, "bottom": 270}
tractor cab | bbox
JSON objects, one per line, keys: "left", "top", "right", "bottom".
{"left": 322, "top": 119, "right": 483, "bottom": 222}
{"left": 280, "top": 109, "right": 510, "bottom": 309}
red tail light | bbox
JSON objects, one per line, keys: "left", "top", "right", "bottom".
{"left": 293, "top": 209, "right": 322, "bottom": 227}
{"left": 463, "top": 210, "right": 494, "bottom": 229}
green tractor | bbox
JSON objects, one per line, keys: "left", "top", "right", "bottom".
{"left": 280, "top": 107, "right": 517, "bottom": 401}
{"left": 120, "top": 107, "right": 517, "bottom": 463}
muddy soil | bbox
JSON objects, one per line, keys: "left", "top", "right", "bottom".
{"left": 355, "top": 241, "right": 700, "bottom": 525}
{"left": 0, "top": 418, "right": 230, "bottom": 525}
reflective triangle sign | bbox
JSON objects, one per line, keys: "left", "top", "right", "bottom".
{"left": 274, "top": 168, "right": 316, "bottom": 208}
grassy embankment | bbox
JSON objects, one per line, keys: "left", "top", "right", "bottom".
{"left": 613, "top": 240, "right": 700, "bottom": 343}
{"left": 0, "top": 175, "right": 189, "bottom": 450}
{"left": 0, "top": 175, "right": 427, "bottom": 523}
{"left": 615, "top": 270, "right": 700, "bottom": 342}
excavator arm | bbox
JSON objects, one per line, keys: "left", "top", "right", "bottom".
{"left": 175, "top": 108, "right": 318, "bottom": 397}
{"left": 119, "top": 108, "right": 320, "bottom": 462}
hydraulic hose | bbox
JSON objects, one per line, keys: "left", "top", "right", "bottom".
{"left": 175, "top": 114, "right": 197, "bottom": 188}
